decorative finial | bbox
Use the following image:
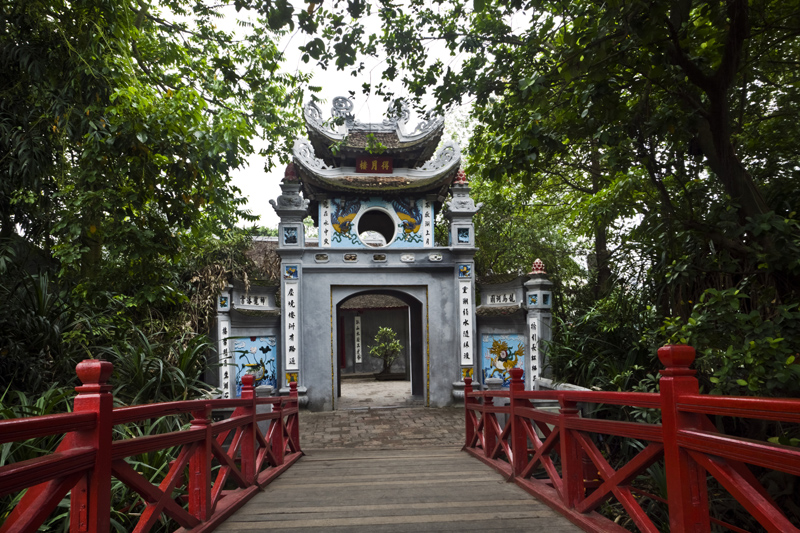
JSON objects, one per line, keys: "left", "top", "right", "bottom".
{"left": 529, "top": 258, "right": 546, "bottom": 275}
{"left": 284, "top": 162, "right": 298, "bottom": 182}
{"left": 454, "top": 168, "right": 468, "bottom": 184}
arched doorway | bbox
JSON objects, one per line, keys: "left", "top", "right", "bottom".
{"left": 335, "top": 290, "right": 424, "bottom": 408}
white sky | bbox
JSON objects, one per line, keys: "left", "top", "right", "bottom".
{"left": 230, "top": 6, "right": 465, "bottom": 229}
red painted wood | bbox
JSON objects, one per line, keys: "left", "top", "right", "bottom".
{"left": 463, "top": 377, "right": 477, "bottom": 449}
{"left": 463, "top": 343, "right": 800, "bottom": 532}
{"left": 188, "top": 405, "right": 213, "bottom": 521}
{"left": 678, "top": 428, "right": 800, "bottom": 476}
{"left": 70, "top": 359, "right": 114, "bottom": 533}
{"left": 558, "top": 398, "right": 584, "bottom": 509}
{"left": 482, "top": 394, "right": 497, "bottom": 459}
{"left": 677, "top": 394, "right": 800, "bottom": 423}
{"left": 658, "top": 345, "right": 710, "bottom": 533}
{"left": 288, "top": 381, "right": 301, "bottom": 451}
{"left": 689, "top": 451, "right": 800, "bottom": 533}
{"left": 240, "top": 375, "right": 257, "bottom": 485}
{"left": 0, "top": 360, "right": 303, "bottom": 533}
{"left": 508, "top": 368, "right": 527, "bottom": 477}
{"left": 271, "top": 399, "right": 285, "bottom": 466}
{"left": 0, "top": 412, "right": 96, "bottom": 445}
{"left": 0, "top": 447, "right": 95, "bottom": 497}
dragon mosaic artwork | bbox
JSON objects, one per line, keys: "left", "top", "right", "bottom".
{"left": 331, "top": 198, "right": 361, "bottom": 244}
{"left": 484, "top": 337, "right": 525, "bottom": 386}
{"left": 392, "top": 198, "right": 423, "bottom": 243}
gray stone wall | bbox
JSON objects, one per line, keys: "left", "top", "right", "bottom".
{"left": 289, "top": 249, "right": 465, "bottom": 411}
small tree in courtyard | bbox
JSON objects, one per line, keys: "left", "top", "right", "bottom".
{"left": 369, "top": 327, "right": 403, "bottom": 374}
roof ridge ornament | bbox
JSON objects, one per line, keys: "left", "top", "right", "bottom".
{"left": 304, "top": 101, "right": 342, "bottom": 138}
{"left": 303, "top": 97, "right": 444, "bottom": 142}
{"left": 417, "top": 141, "right": 460, "bottom": 171}
{"left": 293, "top": 139, "right": 330, "bottom": 170}
{"left": 331, "top": 96, "right": 355, "bottom": 128}
{"left": 410, "top": 110, "right": 442, "bottom": 136}
{"left": 529, "top": 259, "right": 547, "bottom": 275}
{"left": 383, "top": 99, "right": 411, "bottom": 128}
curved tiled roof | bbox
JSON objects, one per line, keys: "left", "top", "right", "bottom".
{"left": 476, "top": 305, "right": 524, "bottom": 317}
{"left": 294, "top": 98, "right": 460, "bottom": 197}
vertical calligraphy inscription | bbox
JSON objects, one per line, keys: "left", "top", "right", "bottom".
{"left": 459, "top": 280, "right": 473, "bottom": 366}
{"left": 284, "top": 280, "right": 300, "bottom": 371}
{"left": 423, "top": 201, "right": 432, "bottom": 247}
{"left": 320, "top": 200, "right": 331, "bottom": 248}
{"left": 529, "top": 315, "right": 540, "bottom": 383}
{"left": 218, "top": 319, "right": 232, "bottom": 399}
{"left": 354, "top": 316, "right": 362, "bottom": 364}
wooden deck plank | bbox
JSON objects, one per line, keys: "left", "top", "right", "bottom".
{"left": 213, "top": 447, "right": 582, "bottom": 532}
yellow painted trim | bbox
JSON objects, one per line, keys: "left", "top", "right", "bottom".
{"left": 426, "top": 286, "right": 430, "bottom": 408}
{"left": 330, "top": 288, "right": 335, "bottom": 410}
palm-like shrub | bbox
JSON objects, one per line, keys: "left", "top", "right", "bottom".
{"left": 369, "top": 327, "right": 403, "bottom": 374}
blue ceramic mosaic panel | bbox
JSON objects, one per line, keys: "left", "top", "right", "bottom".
{"left": 481, "top": 334, "right": 525, "bottom": 387}
{"left": 326, "top": 197, "right": 431, "bottom": 248}
{"left": 232, "top": 336, "right": 277, "bottom": 396}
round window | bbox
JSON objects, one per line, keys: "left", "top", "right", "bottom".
{"left": 358, "top": 209, "right": 396, "bottom": 247}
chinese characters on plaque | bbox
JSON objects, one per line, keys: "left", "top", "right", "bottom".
{"left": 459, "top": 276, "right": 473, "bottom": 366}
{"left": 355, "top": 157, "right": 393, "bottom": 173}
{"left": 528, "top": 315, "right": 540, "bottom": 381}
{"left": 233, "top": 290, "right": 271, "bottom": 309}
{"left": 354, "top": 316, "right": 362, "bottom": 363}
{"left": 486, "top": 292, "right": 517, "bottom": 305}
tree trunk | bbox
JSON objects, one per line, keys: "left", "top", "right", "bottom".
{"left": 590, "top": 146, "right": 611, "bottom": 298}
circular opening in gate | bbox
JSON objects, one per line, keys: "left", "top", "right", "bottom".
{"left": 358, "top": 209, "right": 395, "bottom": 247}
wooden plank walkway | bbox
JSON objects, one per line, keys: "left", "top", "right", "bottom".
{"left": 214, "top": 446, "right": 583, "bottom": 532}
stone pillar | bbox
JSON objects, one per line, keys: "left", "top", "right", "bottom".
{"left": 216, "top": 285, "right": 234, "bottom": 399}
{"left": 444, "top": 170, "right": 481, "bottom": 248}
{"left": 445, "top": 170, "right": 483, "bottom": 398}
{"left": 270, "top": 163, "right": 309, "bottom": 249}
{"left": 271, "top": 163, "right": 309, "bottom": 405}
{"left": 524, "top": 259, "right": 553, "bottom": 390}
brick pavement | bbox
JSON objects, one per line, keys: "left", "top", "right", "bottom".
{"left": 299, "top": 406, "right": 465, "bottom": 450}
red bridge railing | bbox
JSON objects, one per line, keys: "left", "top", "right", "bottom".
{"left": 464, "top": 345, "right": 800, "bottom": 532}
{"left": 0, "top": 360, "right": 302, "bottom": 533}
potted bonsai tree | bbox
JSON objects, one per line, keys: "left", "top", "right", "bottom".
{"left": 369, "top": 327, "right": 403, "bottom": 379}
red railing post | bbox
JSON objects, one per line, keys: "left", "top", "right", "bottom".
{"left": 509, "top": 368, "right": 527, "bottom": 477}
{"left": 70, "top": 359, "right": 114, "bottom": 533}
{"left": 188, "top": 403, "right": 212, "bottom": 521}
{"left": 289, "top": 381, "right": 300, "bottom": 450}
{"left": 271, "top": 398, "right": 285, "bottom": 466}
{"left": 464, "top": 377, "right": 475, "bottom": 448}
{"left": 484, "top": 392, "right": 496, "bottom": 458}
{"left": 659, "top": 344, "right": 710, "bottom": 533}
{"left": 559, "top": 393, "right": 584, "bottom": 508}
{"left": 240, "top": 374, "right": 257, "bottom": 485}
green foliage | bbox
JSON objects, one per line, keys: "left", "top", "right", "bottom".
{"left": 0, "top": 385, "right": 75, "bottom": 528}
{"left": 0, "top": 266, "right": 96, "bottom": 395}
{"left": 547, "top": 287, "right": 659, "bottom": 392}
{"left": 661, "top": 285, "right": 800, "bottom": 397}
{"left": 102, "top": 330, "right": 214, "bottom": 405}
{"left": 249, "top": 226, "right": 280, "bottom": 237}
{"left": 325, "top": 0, "right": 800, "bottom": 401}
{"left": 368, "top": 327, "right": 403, "bottom": 373}
{"left": 364, "top": 133, "right": 387, "bottom": 155}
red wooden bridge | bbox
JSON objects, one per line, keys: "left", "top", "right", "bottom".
{"left": 1, "top": 345, "right": 800, "bottom": 532}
